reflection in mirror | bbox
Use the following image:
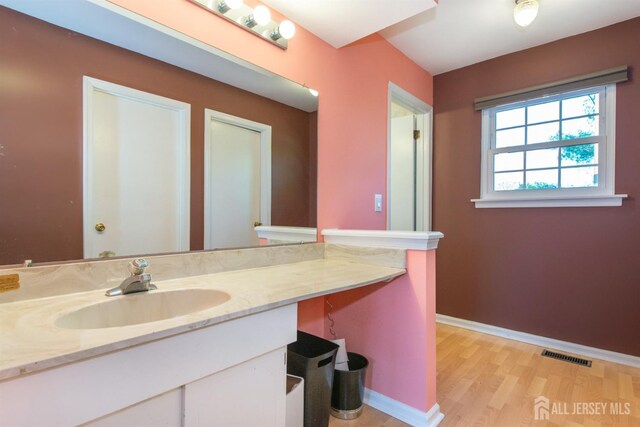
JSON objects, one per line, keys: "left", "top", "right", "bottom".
{"left": 0, "top": 2, "right": 318, "bottom": 266}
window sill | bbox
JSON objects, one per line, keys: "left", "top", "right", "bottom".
{"left": 471, "top": 194, "right": 627, "bottom": 208}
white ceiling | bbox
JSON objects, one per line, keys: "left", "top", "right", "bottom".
{"left": 262, "top": 0, "right": 437, "bottom": 48}
{"left": 263, "top": 0, "right": 640, "bottom": 75}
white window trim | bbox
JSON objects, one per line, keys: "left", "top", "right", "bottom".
{"left": 473, "top": 84, "right": 627, "bottom": 208}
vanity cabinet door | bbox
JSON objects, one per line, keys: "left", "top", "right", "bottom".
{"left": 81, "top": 388, "right": 183, "bottom": 427}
{"left": 184, "top": 347, "right": 287, "bottom": 427}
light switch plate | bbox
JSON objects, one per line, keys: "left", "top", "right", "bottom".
{"left": 374, "top": 194, "right": 383, "bottom": 212}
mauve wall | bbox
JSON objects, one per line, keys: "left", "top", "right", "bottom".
{"left": 0, "top": 6, "right": 315, "bottom": 266}
{"left": 433, "top": 18, "right": 640, "bottom": 356}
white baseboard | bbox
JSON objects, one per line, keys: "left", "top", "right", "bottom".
{"left": 364, "top": 388, "right": 444, "bottom": 427}
{"left": 436, "top": 314, "right": 640, "bottom": 368}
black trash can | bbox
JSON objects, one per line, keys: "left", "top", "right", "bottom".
{"left": 330, "top": 352, "right": 369, "bottom": 420}
{"left": 287, "top": 331, "right": 339, "bottom": 427}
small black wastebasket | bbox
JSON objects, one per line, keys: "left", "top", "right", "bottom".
{"left": 330, "top": 352, "right": 369, "bottom": 420}
{"left": 287, "top": 331, "right": 339, "bottom": 427}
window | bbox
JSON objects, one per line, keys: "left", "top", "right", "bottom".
{"left": 473, "top": 84, "right": 626, "bottom": 208}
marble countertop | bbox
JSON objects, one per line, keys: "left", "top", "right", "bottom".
{"left": 0, "top": 257, "right": 405, "bottom": 381}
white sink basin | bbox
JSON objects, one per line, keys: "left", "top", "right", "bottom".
{"left": 56, "top": 289, "right": 231, "bottom": 329}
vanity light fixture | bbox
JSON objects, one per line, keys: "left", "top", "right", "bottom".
{"left": 216, "top": 0, "right": 243, "bottom": 14}
{"left": 252, "top": 5, "right": 272, "bottom": 26}
{"left": 271, "top": 19, "right": 296, "bottom": 41}
{"left": 188, "top": 0, "right": 295, "bottom": 49}
{"left": 513, "top": 0, "right": 539, "bottom": 27}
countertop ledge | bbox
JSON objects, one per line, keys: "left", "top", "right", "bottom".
{"left": 0, "top": 258, "right": 405, "bottom": 381}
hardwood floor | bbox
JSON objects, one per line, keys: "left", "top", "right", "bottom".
{"left": 328, "top": 406, "right": 410, "bottom": 427}
{"left": 329, "top": 323, "right": 640, "bottom": 426}
{"left": 437, "top": 323, "right": 639, "bottom": 426}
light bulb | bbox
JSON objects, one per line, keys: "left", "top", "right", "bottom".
{"left": 514, "top": 0, "right": 539, "bottom": 27}
{"left": 225, "top": 0, "right": 243, "bottom": 9}
{"left": 308, "top": 88, "right": 319, "bottom": 97}
{"left": 253, "top": 5, "right": 271, "bottom": 26}
{"left": 278, "top": 20, "right": 296, "bottom": 40}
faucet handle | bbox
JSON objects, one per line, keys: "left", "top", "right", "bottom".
{"left": 128, "top": 258, "right": 149, "bottom": 275}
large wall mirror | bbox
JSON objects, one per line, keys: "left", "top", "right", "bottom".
{"left": 0, "top": 0, "right": 318, "bottom": 266}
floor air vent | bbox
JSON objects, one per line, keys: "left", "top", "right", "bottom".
{"left": 541, "top": 349, "right": 592, "bottom": 367}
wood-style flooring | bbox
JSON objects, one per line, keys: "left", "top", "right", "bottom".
{"left": 329, "top": 323, "right": 640, "bottom": 426}
{"left": 328, "top": 405, "right": 409, "bottom": 427}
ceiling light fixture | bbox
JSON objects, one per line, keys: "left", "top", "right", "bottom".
{"left": 188, "top": 0, "right": 294, "bottom": 49}
{"left": 513, "top": 0, "right": 539, "bottom": 27}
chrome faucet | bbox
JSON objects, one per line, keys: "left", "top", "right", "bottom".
{"left": 105, "top": 258, "right": 157, "bottom": 297}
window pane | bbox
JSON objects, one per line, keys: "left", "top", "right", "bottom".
{"left": 561, "top": 143, "right": 597, "bottom": 166}
{"left": 525, "top": 169, "right": 558, "bottom": 189}
{"left": 527, "top": 101, "right": 559, "bottom": 124}
{"left": 562, "top": 94, "right": 599, "bottom": 119}
{"left": 526, "top": 148, "right": 559, "bottom": 169}
{"left": 494, "top": 171, "right": 523, "bottom": 191}
{"left": 494, "top": 152, "right": 523, "bottom": 172}
{"left": 561, "top": 166, "right": 598, "bottom": 188}
{"left": 496, "top": 108, "right": 525, "bottom": 129}
{"left": 527, "top": 122, "right": 559, "bottom": 144}
{"left": 562, "top": 116, "right": 599, "bottom": 139}
{"left": 496, "top": 127, "right": 525, "bottom": 148}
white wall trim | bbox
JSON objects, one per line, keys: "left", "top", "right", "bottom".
{"left": 203, "top": 109, "right": 272, "bottom": 250}
{"left": 364, "top": 388, "right": 444, "bottom": 427}
{"left": 387, "top": 82, "right": 434, "bottom": 232}
{"left": 322, "top": 229, "right": 443, "bottom": 250}
{"left": 82, "top": 76, "right": 191, "bottom": 258}
{"left": 254, "top": 226, "right": 317, "bottom": 243}
{"left": 436, "top": 314, "right": 640, "bottom": 368}
{"left": 472, "top": 193, "right": 627, "bottom": 208}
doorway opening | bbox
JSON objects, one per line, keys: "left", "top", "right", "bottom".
{"left": 387, "top": 82, "right": 433, "bottom": 232}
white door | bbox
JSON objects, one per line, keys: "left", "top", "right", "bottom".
{"left": 83, "top": 77, "right": 190, "bottom": 259}
{"left": 204, "top": 110, "right": 271, "bottom": 249}
{"left": 389, "top": 112, "right": 418, "bottom": 231}
{"left": 387, "top": 83, "right": 433, "bottom": 232}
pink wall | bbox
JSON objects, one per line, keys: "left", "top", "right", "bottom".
{"left": 109, "top": 0, "right": 433, "bottom": 232}
{"left": 109, "top": 0, "right": 436, "bottom": 412}
{"left": 328, "top": 250, "right": 437, "bottom": 411}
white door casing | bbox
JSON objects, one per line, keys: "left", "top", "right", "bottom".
{"left": 204, "top": 109, "right": 271, "bottom": 249}
{"left": 83, "top": 76, "right": 190, "bottom": 259}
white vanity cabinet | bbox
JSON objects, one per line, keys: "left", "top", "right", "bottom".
{"left": 0, "top": 304, "right": 297, "bottom": 427}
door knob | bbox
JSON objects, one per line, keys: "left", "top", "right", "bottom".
{"left": 95, "top": 223, "right": 106, "bottom": 232}
{"left": 254, "top": 221, "right": 262, "bottom": 227}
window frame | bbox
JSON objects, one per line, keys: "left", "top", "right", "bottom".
{"left": 473, "top": 84, "right": 625, "bottom": 208}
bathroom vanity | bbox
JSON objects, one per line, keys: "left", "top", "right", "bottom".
{"left": 0, "top": 243, "right": 406, "bottom": 426}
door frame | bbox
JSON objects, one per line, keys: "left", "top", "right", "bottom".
{"left": 82, "top": 76, "right": 191, "bottom": 258}
{"left": 387, "top": 82, "right": 433, "bottom": 231}
{"left": 203, "top": 109, "right": 272, "bottom": 250}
